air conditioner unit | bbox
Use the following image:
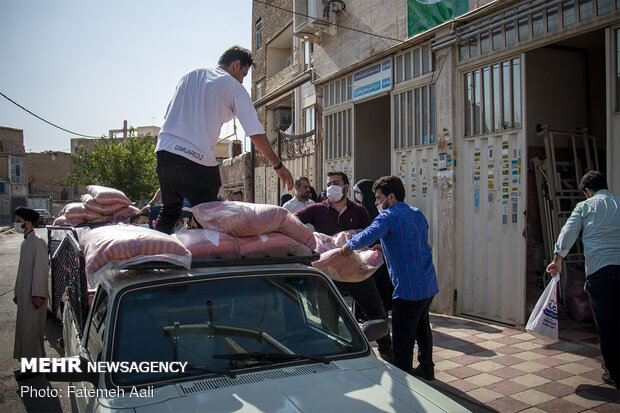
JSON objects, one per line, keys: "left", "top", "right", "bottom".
{"left": 293, "top": 0, "right": 337, "bottom": 39}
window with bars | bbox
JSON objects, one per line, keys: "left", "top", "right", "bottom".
{"left": 303, "top": 106, "right": 315, "bottom": 133}
{"left": 458, "top": 1, "right": 618, "bottom": 62}
{"left": 323, "top": 75, "right": 353, "bottom": 108}
{"left": 393, "top": 84, "right": 436, "bottom": 148}
{"left": 10, "top": 156, "right": 25, "bottom": 185}
{"left": 255, "top": 19, "right": 262, "bottom": 50}
{"left": 464, "top": 57, "right": 522, "bottom": 137}
{"left": 324, "top": 109, "right": 352, "bottom": 160}
{"left": 394, "top": 46, "right": 434, "bottom": 84}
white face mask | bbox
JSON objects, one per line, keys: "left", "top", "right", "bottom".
{"left": 326, "top": 185, "right": 344, "bottom": 203}
{"left": 136, "top": 223, "right": 150, "bottom": 229}
{"left": 14, "top": 222, "right": 25, "bottom": 233}
{"left": 354, "top": 188, "right": 363, "bottom": 203}
{"left": 376, "top": 198, "right": 389, "bottom": 214}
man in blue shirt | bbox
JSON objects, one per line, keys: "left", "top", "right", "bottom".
{"left": 546, "top": 171, "right": 619, "bottom": 389}
{"left": 342, "top": 176, "right": 439, "bottom": 380}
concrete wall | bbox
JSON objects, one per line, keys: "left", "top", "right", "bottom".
{"left": 219, "top": 152, "right": 253, "bottom": 201}
{"left": 0, "top": 127, "right": 25, "bottom": 154}
{"left": 25, "top": 152, "right": 74, "bottom": 200}
{"left": 312, "top": 1, "right": 405, "bottom": 78}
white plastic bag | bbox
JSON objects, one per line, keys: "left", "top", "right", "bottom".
{"left": 526, "top": 274, "right": 560, "bottom": 342}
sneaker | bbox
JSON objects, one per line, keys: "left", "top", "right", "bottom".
{"left": 602, "top": 372, "right": 618, "bottom": 389}
{"left": 411, "top": 366, "right": 435, "bottom": 381}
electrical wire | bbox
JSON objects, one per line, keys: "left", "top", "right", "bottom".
{"left": 252, "top": 0, "right": 404, "bottom": 43}
{"left": 0, "top": 91, "right": 102, "bottom": 139}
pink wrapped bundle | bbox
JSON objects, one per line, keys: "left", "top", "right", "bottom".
{"left": 278, "top": 213, "right": 316, "bottom": 251}
{"left": 172, "top": 229, "right": 241, "bottom": 260}
{"left": 312, "top": 230, "right": 359, "bottom": 253}
{"left": 62, "top": 202, "right": 108, "bottom": 223}
{"left": 313, "top": 232, "right": 338, "bottom": 253}
{"left": 312, "top": 248, "right": 384, "bottom": 283}
{"left": 80, "top": 224, "right": 191, "bottom": 286}
{"left": 236, "top": 233, "right": 312, "bottom": 258}
{"left": 81, "top": 194, "right": 127, "bottom": 215}
{"left": 52, "top": 216, "right": 82, "bottom": 226}
{"left": 112, "top": 205, "right": 141, "bottom": 224}
{"left": 192, "top": 201, "right": 315, "bottom": 250}
{"left": 86, "top": 185, "right": 131, "bottom": 205}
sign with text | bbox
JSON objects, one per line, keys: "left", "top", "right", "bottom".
{"left": 407, "top": 0, "right": 469, "bottom": 38}
{"left": 352, "top": 58, "right": 393, "bottom": 102}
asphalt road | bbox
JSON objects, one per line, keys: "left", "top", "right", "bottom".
{"left": 0, "top": 228, "right": 71, "bottom": 413}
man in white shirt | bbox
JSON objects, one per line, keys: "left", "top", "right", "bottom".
{"left": 155, "top": 46, "right": 293, "bottom": 234}
{"left": 283, "top": 177, "right": 314, "bottom": 213}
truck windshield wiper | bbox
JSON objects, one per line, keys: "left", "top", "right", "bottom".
{"left": 181, "top": 363, "right": 236, "bottom": 379}
{"left": 212, "top": 352, "right": 330, "bottom": 365}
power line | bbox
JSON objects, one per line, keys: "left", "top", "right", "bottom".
{"left": 0, "top": 91, "right": 102, "bottom": 139}
{"left": 253, "top": 0, "right": 404, "bottom": 43}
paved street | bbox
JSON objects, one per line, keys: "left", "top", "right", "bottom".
{"left": 0, "top": 227, "right": 617, "bottom": 412}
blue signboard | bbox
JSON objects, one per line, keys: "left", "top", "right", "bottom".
{"left": 352, "top": 57, "right": 393, "bottom": 102}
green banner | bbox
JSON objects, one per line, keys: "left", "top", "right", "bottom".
{"left": 407, "top": 0, "right": 469, "bottom": 38}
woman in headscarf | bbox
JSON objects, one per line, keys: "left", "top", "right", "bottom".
{"left": 353, "top": 179, "right": 394, "bottom": 320}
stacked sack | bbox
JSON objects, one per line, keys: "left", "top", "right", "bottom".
{"left": 53, "top": 185, "right": 140, "bottom": 226}
{"left": 80, "top": 224, "right": 192, "bottom": 288}
{"left": 312, "top": 230, "right": 384, "bottom": 283}
{"left": 172, "top": 201, "right": 316, "bottom": 260}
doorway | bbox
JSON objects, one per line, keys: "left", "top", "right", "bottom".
{"left": 354, "top": 95, "right": 391, "bottom": 184}
{"left": 525, "top": 29, "right": 607, "bottom": 344}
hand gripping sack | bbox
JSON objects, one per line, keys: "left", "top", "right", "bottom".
{"left": 525, "top": 274, "right": 560, "bottom": 342}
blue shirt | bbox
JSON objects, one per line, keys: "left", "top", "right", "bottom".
{"left": 555, "top": 189, "right": 620, "bottom": 276}
{"left": 346, "top": 202, "right": 439, "bottom": 301}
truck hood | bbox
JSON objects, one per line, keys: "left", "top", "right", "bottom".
{"left": 121, "top": 359, "right": 468, "bottom": 413}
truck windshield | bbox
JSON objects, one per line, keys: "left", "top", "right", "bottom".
{"left": 110, "top": 273, "right": 366, "bottom": 386}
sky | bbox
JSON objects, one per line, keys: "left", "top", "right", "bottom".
{"left": 0, "top": 0, "right": 255, "bottom": 153}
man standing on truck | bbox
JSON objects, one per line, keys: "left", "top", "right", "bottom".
{"left": 341, "top": 176, "right": 439, "bottom": 380}
{"left": 13, "top": 207, "right": 49, "bottom": 380}
{"left": 295, "top": 171, "right": 393, "bottom": 362}
{"left": 154, "top": 45, "right": 293, "bottom": 234}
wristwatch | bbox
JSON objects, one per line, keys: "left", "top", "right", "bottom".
{"left": 273, "top": 161, "right": 283, "bottom": 170}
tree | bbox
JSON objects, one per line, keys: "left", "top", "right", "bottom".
{"left": 66, "top": 135, "right": 158, "bottom": 202}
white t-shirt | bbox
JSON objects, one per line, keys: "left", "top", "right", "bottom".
{"left": 283, "top": 197, "right": 314, "bottom": 214}
{"left": 156, "top": 67, "right": 265, "bottom": 166}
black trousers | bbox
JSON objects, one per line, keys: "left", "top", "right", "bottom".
{"left": 392, "top": 296, "right": 435, "bottom": 374}
{"left": 586, "top": 265, "right": 619, "bottom": 385}
{"left": 154, "top": 150, "right": 221, "bottom": 234}
{"left": 335, "top": 278, "right": 392, "bottom": 350}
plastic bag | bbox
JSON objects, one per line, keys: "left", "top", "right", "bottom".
{"left": 312, "top": 247, "right": 384, "bottom": 283}
{"left": 525, "top": 274, "right": 560, "bottom": 342}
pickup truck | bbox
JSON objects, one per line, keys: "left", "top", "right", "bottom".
{"left": 50, "top": 231, "right": 469, "bottom": 413}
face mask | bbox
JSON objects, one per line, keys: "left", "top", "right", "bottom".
{"left": 137, "top": 223, "right": 150, "bottom": 229}
{"left": 354, "top": 188, "right": 363, "bottom": 203}
{"left": 376, "top": 198, "right": 389, "bottom": 214}
{"left": 326, "top": 185, "right": 344, "bottom": 203}
{"left": 14, "top": 222, "right": 25, "bottom": 233}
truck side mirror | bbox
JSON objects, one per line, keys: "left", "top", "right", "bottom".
{"left": 362, "top": 319, "right": 389, "bottom": 342}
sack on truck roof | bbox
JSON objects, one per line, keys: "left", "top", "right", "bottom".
{"left": 172, "top": 229, "right": 241, "bottom": 260}
{"left": 191, "top": 201, "right": 316, "bottom": 250}
{"left": 79, "top": 224, "right": 191, "bottom": 288}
